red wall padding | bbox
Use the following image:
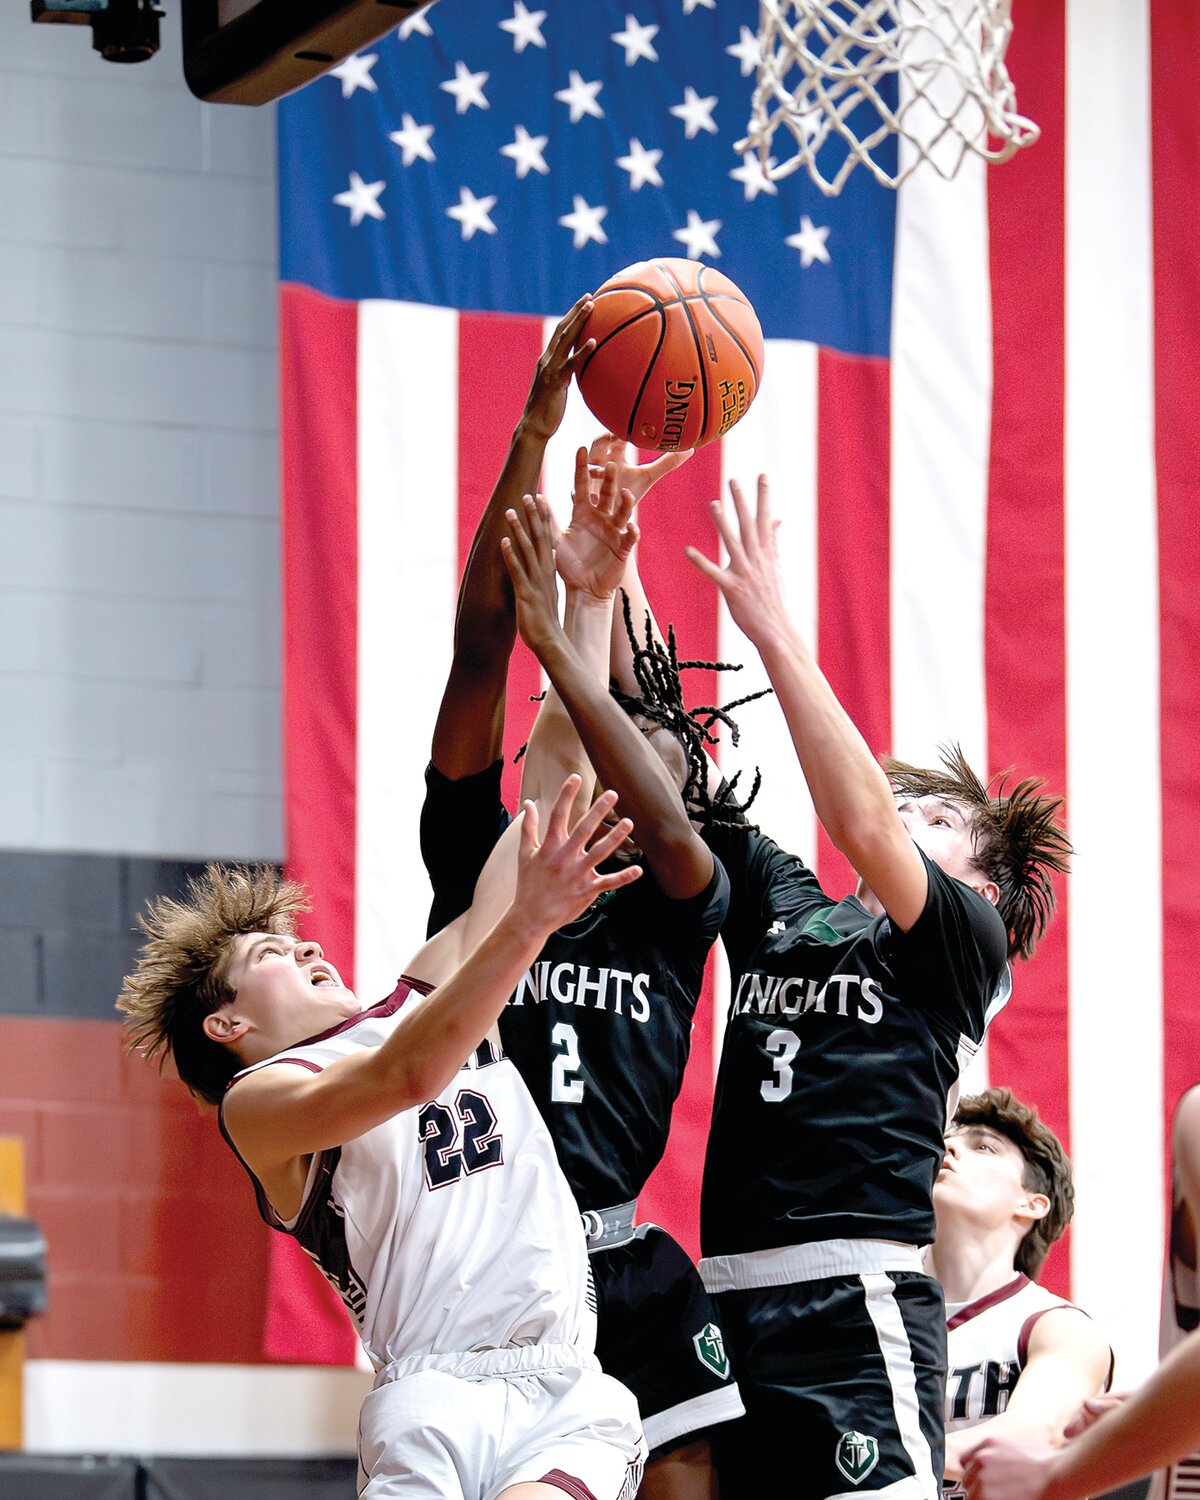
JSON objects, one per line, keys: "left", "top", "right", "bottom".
{"left": 0, "top": 1017, "right": 272, "bottom": 1363}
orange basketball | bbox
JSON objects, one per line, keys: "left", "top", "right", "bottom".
{"left": 576, "top": 258, "right": 765, "bottom": 451}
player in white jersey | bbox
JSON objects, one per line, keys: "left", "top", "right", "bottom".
{"left": 117, "top": 771, "right": 647, "bottom": 1500}
{"left": 964, "top": 1085, "right": 1200, "bottom": 1500}
{"left": 928, "top": 1088, "right": 1111, "bottom": 1494}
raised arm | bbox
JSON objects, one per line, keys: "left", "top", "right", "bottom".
{"left": 223, "top": 777, "right": 640, "bottom": 1173}
{"left": 943, "top": 1311, "right": 1113, "bottom": 1482}
{"left": 504, "top": 482, "right": 715, "bottom": 902}
{"left": 430, "top": 297, "right": 594, "bottom": 778}
{"left": 686, "top": 474, "right": 928, "bottom": 929}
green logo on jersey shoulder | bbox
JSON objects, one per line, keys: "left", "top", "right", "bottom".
{"left": 800, "top": 906, "right": 846, "bottom": 945}
{"left": 692, "top": 1321, "right": 730, "bottom": 1380}
{"left": 834, "top": 1431, "right": 880, "bottom": 1486}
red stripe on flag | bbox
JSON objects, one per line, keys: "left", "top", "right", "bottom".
{"left": 982, "top": 7, "right": 1071, "bottom": 1295}
{"left": 634, "top": 439, "right": 724, "bottom": 1262}
{"left": 1151, "top": 0, "right": 1200, "bottom": 1154}
{"left": 815, "top": 349, "right": 892, "bottom": 897}
{"left": 456, "top": 314, "right": 549, "bottom": 804}
{"left": 275, "top": 283, "right": 361, "bottom": 1364}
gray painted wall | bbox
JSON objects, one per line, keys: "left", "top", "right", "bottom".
{"left": 0, "top": 5, "right": 282, "bottom": 862}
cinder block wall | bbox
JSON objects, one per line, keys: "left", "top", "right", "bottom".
{"left": 0, "top": 5, "right": 282, "bottom": 862}
{"left": 0, "top": 8, "right": 285, "bottom": 1367}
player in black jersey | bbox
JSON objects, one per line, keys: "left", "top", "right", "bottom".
{"left": 683, "top": 476, "right": 1072, "bottom": 1498}
{"left": 421, "top": 337, "right": 743, "bottom": 1496}
{"left": 600, "top": 473, "right": 1071, "bottom": 1500}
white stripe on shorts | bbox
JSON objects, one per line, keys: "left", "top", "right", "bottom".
{"left": 641, "top": 1381, "right": 746, "bottom": 1456}
{"left": 860, "top": 1272, "right": 939, "bottom": 1500}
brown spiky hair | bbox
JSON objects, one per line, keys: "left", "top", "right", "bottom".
{"left": 952, "top": 1087, "right": 1074, "bottom": 1279}
{"left": 116, "top": 864, "right": 310, "bottom": 1107}
{"left": 882, "top": 744, "right": 1070, "bottom": 961}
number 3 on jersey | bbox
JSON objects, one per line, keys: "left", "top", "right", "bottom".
{"left": 761, "top": 1028, "right": 800, "bottom": 1102}
{"left": 551, "top": 1021, "right": 585, "bottom": 1104}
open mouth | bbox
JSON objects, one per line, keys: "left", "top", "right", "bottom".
{"left": 310, "top": 967, "right": 338, "bottom": 988}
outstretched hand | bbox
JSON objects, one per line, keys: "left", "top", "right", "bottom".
{"left": 584, "top": 431, "right": 694, "bottom": 506}
{"left": 516, "top": 775, "right": 641, "bottom": 932}
{"left": 555, "top": 447, "right": 640, "bottom": 599}
{"left": 501, "top": 493, "right": 567, "bottom": 658}
{"left": 520, "top": 296, "right": 596, "bottom": 442}
{"left": 685, "top": 475, "right": 792, "bottom": 648}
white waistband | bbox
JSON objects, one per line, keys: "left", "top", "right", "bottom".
{"left": 375, "top": 1341, "right": 600, "bottom": 1386}
{"left": 700, "top": 1237, "right": 927, "bottom": 1293}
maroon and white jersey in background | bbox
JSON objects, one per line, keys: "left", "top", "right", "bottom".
{"left": 942, "top": 1275, "right": 1112, "bottom": 1497}
{"left": 220, "top": 981, "right": 598, "bottom": 1376}
{"left": 1148, "top": 1177, "right": 1199, "bottom": 1500}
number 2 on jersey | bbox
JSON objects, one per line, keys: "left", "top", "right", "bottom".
{"left": 551, "top": 1021, "right": 585, "bottom": 1104}
{"left": 761, "top": 1028, "right": 800, "bottom": 1102}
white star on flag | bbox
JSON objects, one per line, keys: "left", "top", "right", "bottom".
{"left": 670, "top": 86, "right": 718, "bottom": 139}
{"left": 397, "top": 6, "right": 433, "bottom": 39}
{"left": 682, "top": 0, "right": 715, "bottom": 13}
{"left": 673, "top": 209, "right": 721, "bottom": 259}
{"left": 786, "top": 213, "right": 831, "bottom": 266}
{"left": 616, "top": 137, "right": 664, "bottom": 190}
{"left": 329, "top": 52, "right": 378, "bottom": 98}
{"left": 447, "top": 186, "right": 499, "bottom": 240}
{"left": 730, "top": 151, "right": 778, "bottom": 201}
{"left": 555, "top": 71, "right": 604, "bottom": 123}
{"left": 501, "top": 125, "right": 550, "bottom": 178}
{"left": 559, "top": 194, "right": 609, "bottom": 249}
{"left": 500, "top": 2, "right": 547, "bottom": 53}
{"left": 333, "top": 171, "right": 386, "bottom": 226}
{"left": 612, "top": 15, "right": 659, "bottom": 66}
{"left": 388, "top": 113, "right": 436, "bottom": 166}
{"left": 726, "top": 26, "right": 762, "bottom": 77}
{"left": 440, "top": 61, "right": 490, "bottom": 114}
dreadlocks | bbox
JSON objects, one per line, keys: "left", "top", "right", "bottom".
{"left": 883, "top": 744, "right": 1071, "bottom": 962}
{"left": 614, "top": 590, "right": 772, "bottom": 830}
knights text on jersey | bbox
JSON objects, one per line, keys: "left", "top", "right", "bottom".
{"left": 498, "top": 860, "right": 729, "bottom": 1210}
{"left": 219, "top": 983, "right": 598, "bottom": 1374}
{"left": 699, "top": 837, "right": 1009, "bottom": 1257}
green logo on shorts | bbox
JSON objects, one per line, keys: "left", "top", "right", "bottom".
{"left": 692, "top": 1322, "right": 730, "bottom": 1380}
{"left": 835, "top": 1431, "right": 880, "bottom": 1486}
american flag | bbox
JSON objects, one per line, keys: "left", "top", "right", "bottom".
{"left": 275, "top": 0, "right": 1198, "bottom": 1383}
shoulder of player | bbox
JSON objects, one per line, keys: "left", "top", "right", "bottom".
{"left": 1023, "top": 1300, "right": 1112, "bottom": 1372}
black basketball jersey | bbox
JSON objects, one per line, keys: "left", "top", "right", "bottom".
{"left": 422, "top": 760, "right": 730, "bottom": 1212}
{"left": 498, "top": 861, "right": 728, "bottom": 1211}
{"left": 699, "top": 821, "right": 1009, "bottom": 1257}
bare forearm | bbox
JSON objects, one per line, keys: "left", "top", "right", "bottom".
{"left": 521, "top": 590, "right": 614, "bottom": 807}
{"left": 1039, "top": 1336, "right": 1200, "bottom": 1500}
{"left": 754, "top": 629, "right": 896, "bottom": 854}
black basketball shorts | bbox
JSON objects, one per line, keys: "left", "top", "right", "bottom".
{"left": 592, "top": 1225, "right": 745, "bottom": 1462}
{"left": 709, "top": 1266, "right": 946, "bottom": 1499}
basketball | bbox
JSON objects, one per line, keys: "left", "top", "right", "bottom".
{"left": 575, "top": 258, "right": 765, "bottom": 451}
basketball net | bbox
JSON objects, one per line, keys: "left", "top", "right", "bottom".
{"left": 738, "top": 0, "right": 1039, "bottom": 196}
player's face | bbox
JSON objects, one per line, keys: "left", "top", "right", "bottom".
{"left": 593, "top": 718, "right": 691, "bottom": 862}
{"left": 894, "top": 794, "right": 984, "bottom": 889}
{"left": 934, "top": 1123, "right": 1031, "bottom": 1231}
{"left": 221, "top": 932, "right": 361, "bottom": 1050}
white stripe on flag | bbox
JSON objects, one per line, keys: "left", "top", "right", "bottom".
{"left": 891, "top": 145, "right": 993, "bottom": 1098}
{"left": 355, "top": 300, "right": 460, "bottom": 1000}
{"left": 719, "top": 337, "right": 820, "bottom": 869}
{"left": 1065, "top": 0, "right": 1162, "bottom": 1383}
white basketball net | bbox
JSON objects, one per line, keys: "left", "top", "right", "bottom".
{"left": 739, "top": 0, "right": 1040, "bottom": 196}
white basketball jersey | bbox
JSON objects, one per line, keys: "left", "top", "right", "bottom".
{"left": 1148, "top": 1183, "right": 1199, "bottom": 1500}
{"left": 222, "top": 981, "right": 598, "bottom": 1374}
{"left": 944, "top": 1275, "right": 1099, "bottom": 1435}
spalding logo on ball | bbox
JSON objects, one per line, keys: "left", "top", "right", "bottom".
{"left": 576, "top": 257, "right": 765, "bottom": 452}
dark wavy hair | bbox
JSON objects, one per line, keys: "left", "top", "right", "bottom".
{"left": 884, "top": 744, "right": 1070, "bottom": 960}
{"left": 952, "top": 1087, "right": 1074, "bottom": 1279}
